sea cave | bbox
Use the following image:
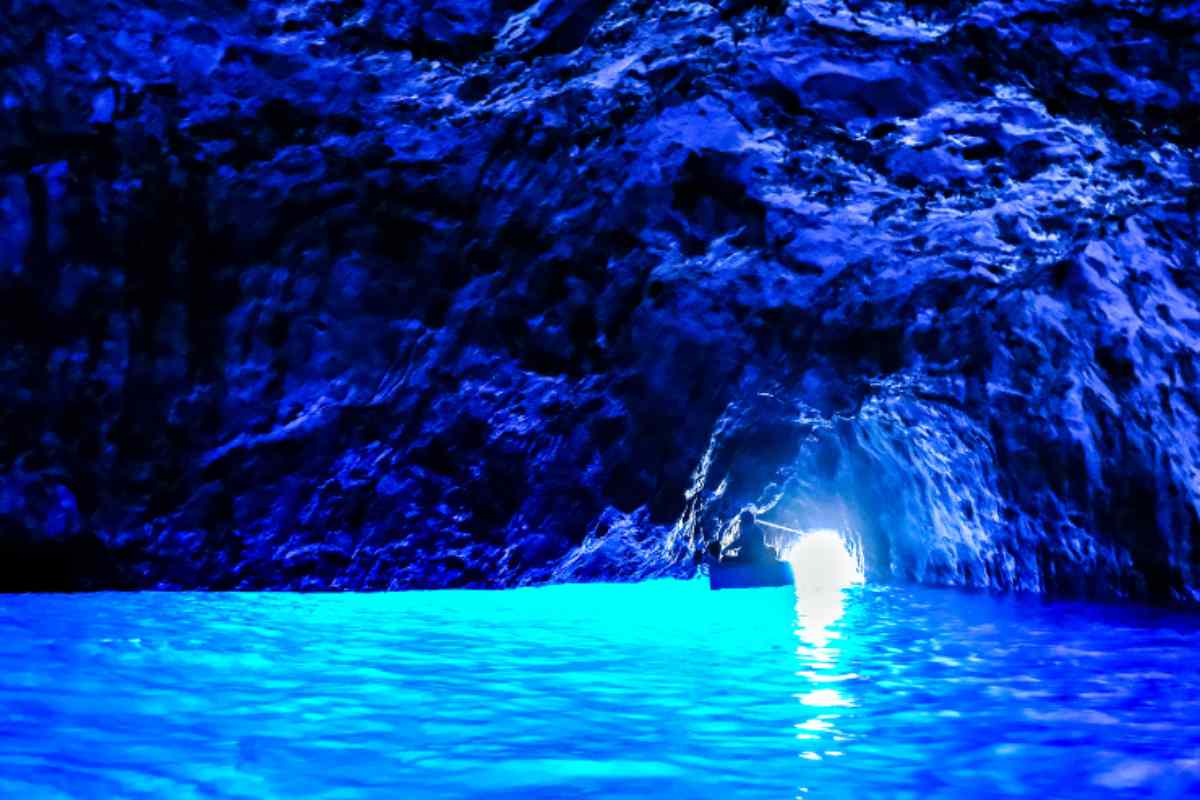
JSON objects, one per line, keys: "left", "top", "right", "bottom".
{"left": 2, "top": 0, "right": 1200, "bottom": 796}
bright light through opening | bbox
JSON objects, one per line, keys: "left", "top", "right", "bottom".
{"left": 782, "top": 529, "right": 864, "bottom": 593}
{"left": 784, "top": 529, "right": 863, "bottom": 651}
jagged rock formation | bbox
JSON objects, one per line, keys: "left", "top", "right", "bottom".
{"left": 1, "top": 0, "right": 1198, "bottom": 601}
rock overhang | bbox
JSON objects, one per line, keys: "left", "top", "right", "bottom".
{"left": 1, "top": 0, "right": 1198, "bottom": 602}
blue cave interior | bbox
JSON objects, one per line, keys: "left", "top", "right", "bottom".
{"left": 3, "top": 0, "right": 1200, "bottom": 795}
{"left": 4, "top": 0, "right": 1200, "bottom": 602}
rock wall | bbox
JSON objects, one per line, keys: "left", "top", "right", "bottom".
{"left": 1, "top": 0, "right": 1198, "bottom": 601}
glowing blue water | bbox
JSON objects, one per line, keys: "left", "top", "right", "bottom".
{"left": 3, "top": 581, "right": 1199, "bottom": 798}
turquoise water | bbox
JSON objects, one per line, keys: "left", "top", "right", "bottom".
{"left": 2, "top": 580, "right": 1199, "bottom": 799}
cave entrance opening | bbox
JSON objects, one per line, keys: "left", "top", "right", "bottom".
{"left": 757, "top": 520, "right": 865, "bottom": 592}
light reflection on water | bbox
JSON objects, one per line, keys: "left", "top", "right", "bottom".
{"left": 1, "top": 581, "right": 1199, "bottom": 798}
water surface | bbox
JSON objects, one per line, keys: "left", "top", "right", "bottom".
{"left": 2, "top": 581, "right": 1199, "bottom": 798}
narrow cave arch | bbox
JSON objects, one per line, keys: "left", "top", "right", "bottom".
{"left": 672, "top": 385, "right": 1049, "bottom": 594}
{"left": 673, "top": 393, "right": 895, "bottom": 586}
{"left": 756, "top": 520, "right": 865, "bottom": 589}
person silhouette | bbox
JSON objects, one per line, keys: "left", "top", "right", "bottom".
{"left": 732, "top": 510, "right": 772, "bottom": 563}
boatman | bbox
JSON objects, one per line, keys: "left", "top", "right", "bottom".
{"left": 731, "top": 510, "right": 772, "bottom": 564}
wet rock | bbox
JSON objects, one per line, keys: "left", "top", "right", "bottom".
{"left": 757, "top": 57, "right": 939, "bottom": 122}
{"left": 1, "top": 0, "right": 1199, "bottom": 603}
{"left": 497, "top": 0, "right": 614, "bottom": 55}
{"left": 362, "top": 0, "right": 507, "bottom": 60}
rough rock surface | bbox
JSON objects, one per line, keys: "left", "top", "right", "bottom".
{"left": 1, "top": 0, "right": 1199, "bottom": 600}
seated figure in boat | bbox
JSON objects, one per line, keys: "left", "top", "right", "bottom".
{"left": 707, "top": 511, "right": 793, "bottom": 590}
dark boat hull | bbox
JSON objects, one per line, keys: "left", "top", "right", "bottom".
{"left": 708, "top": 559, "right": 794, "bottom": 590}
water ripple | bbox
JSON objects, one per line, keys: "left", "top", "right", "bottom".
{"left": 1, "top": 583, "right": 1198, "bottom": 798}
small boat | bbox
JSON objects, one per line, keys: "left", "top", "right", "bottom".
{"left": 708, "top": 557, "right": 794, "bottom": 590}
